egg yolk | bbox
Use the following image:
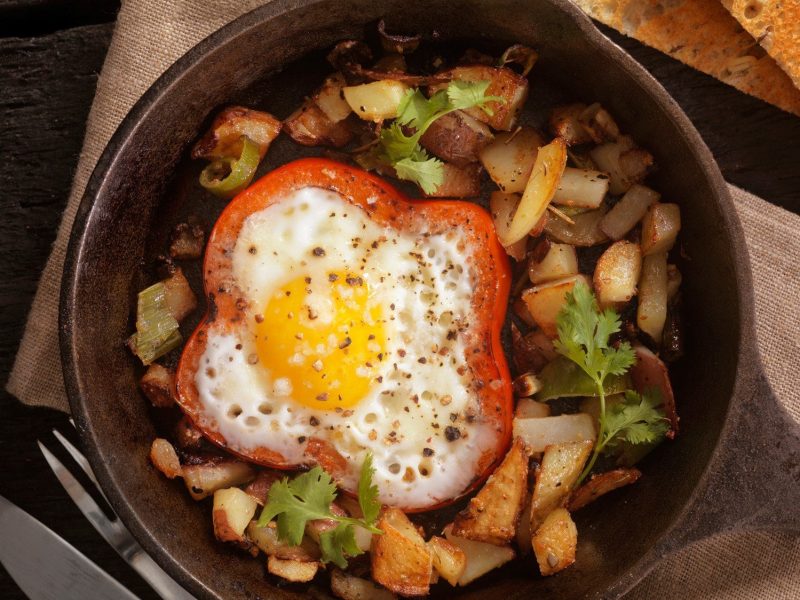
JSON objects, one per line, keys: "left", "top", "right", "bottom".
{"left": 254, "top": 272, "right": 386, "bottom": 411}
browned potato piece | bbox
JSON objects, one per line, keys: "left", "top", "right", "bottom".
{"left": 443, "top": 525, "right": 515, "bottom": 586}
{"left": 479, "top": 127, "right": 545, "bottom": 193}
{"left": 544, "top": 206, "right": 609, "bottom": 247}
{"left": 149, "top": 438, "right": 182, "bottom": 479}
{"left": 528, "top": 242, "right": 578, "bottom": 285}
{"left": 593, "top": 240, "right": 642, "bottom": 308}
{"left": 515, "top": 398, "right": 551, "bottom": 419}
{"left": 641, "top": 203, "right": 681, "bottom": 256}
{"left": 637, "top": 252, "right": 668, "bottom": 344}
{"left": 428, "top": 536, "right": 467, "bottom": 586}
{"left": 549, "top": 103, "right": 592, "bottom": 145}
{"left": 314, "top": 73, "right": 352, "bottom": 123}
{"left": 630, "top": 345, "right": 678, "bottom": 434}
{"left": 521, "top": 275, "right": 590, "bottom": 338}
{"left": 420, "top": 110, "right": 493, "bottom": 166}
{"left": 191, "top": 106, "right": 281, "bottom": 161}
{"left": 169, "top": 221, "right": 205, "bottom": 260}
{"left": 174, "top": 416, "right": 203, "bottom": 449}
{"left": 267, "top": 556, "right": 319, "bottom": 582}
{"left": 182, "top": 461, "right": 255, "bottom": 500}
{"left": 163, "top": 268, "right": 197, "bottom": 322}
{"left": 430, "top": 65, "right": 528, "bottom": 130}
{"left": 568, "top": 468, "right": 642, "bottom": 511}
{"left": 140, "top": 364, "right": 175, "bottom": 408}
{"left": 331, "top": 569, "right": 397, "bottom": 600}
{"left": 489, "top": 192, "right": 526, "bottom": 261}
{"left": 423, "top": 162, "right": 481, "bottom": 198}
{"left": 515, "top": 489, "right": 534, "bottom": 554}
{"left": 530, "top": 440, "right": 593, "bottom": 533}
{"left": 512, "top": 372, "right": 543, "bottom": 398}
{"left": 600, "top": 184, "right": 659, "bottom": 241}
{"left": 212, "top": 487, "right": 258, "bottom": 542}
{"left": 245, "top": 521, "right": 321, "bottom": 561}
{"left": 452, "top": 438, "right": 529, "bottom": 545}
{"left": 283, "top": 101, "right": 354, "bottom": 147}
{"left": 243, "top": 470, "right": 280, "bottom": 505}
{"left": 513, "top": 414, "right": 596, "bottom": 454}
{"left": 551, "top": 167, "right": 609, "bottom": 209}
{"left": 578, "top": 103, "right": 620, "bottom": 144}
{"left": 532, "top": 508, "right": 577, "bottom": 576}
{"left": 343, "top": 79, "right": 410, "bottom": 121}
{"left": 371, "top": 508, "right": 432, "bottom": 596}
{"left": 590, "top": 136, "right": 653, "bottom": 195}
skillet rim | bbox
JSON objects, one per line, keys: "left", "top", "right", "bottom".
{"left": 59, "top": 0, "right": 756, "bottom": 598}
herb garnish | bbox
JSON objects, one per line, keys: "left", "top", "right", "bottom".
{"left": 554, "top": 281, "right": 668, "bottom": 484}
{"left": 375, "top": 80, "right": 504, "bottom": 194}
{"left": 257, "top": 453, "right": 382, "bottom": 568}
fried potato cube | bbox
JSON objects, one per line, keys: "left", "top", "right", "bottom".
{"left": 443, "top": 525, "right": 515, "bottom": 586}
{"left": 182, "top": 461, "right": 255, "bottom": 500}
{"left": 267, "top": 556, "right": 319, "bottom": 582}
{"left": 641, "top": 203, "right": 681, "bottom": 256}
{"left": 149, "top": 438, "right": 182, "bottom": 479}
{"left": 522, "top": 275, "right": 590, "bottom": 338}
{"left": 245, "top": 521, "right": 321, "bottom": 561}
{"left": 331, "top": 569, "right": 397, "bottom": 600}
{"left": 532, "top": 508, "right": 577, "bottom": 576}
{"left": 593, "top": 240, "right": 642, "bottom": 309}
{"left": 191, "top": 106, "right": 281, "bottom": 161}
{"left": 212, "top": 487, "right": 258, "bottom": 542}
{"left": 371, "top": 508, "right": 432, "bottom": 596}
{"left": 163, "top": 267, "right": 197, "bottom": 322}
{"left": 451, "top": 438, "right": 528, "bottom": 545}
{"left": 283, "top": 100, "right": 354, "bottom": 147}
{"left": 428, "top": 536, "right": 467, "bottom": 586}
{"left": 343, "top": 79, "right": 410, "bottom": 121}
{"left": 140, "top": 364, "right": 176, "bottom": 407}
{"left": 530, "top": 440, "right": 593, "bottom": 534}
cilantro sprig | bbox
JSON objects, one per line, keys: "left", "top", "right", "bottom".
{"left": 554, "top": 281, "right": 668, "bottom": 483}
{"left": 256, "top": 453, "right": 382, "bottom": 568}
{"left": 375, "top": 80, "right": 504, "bottom": 193}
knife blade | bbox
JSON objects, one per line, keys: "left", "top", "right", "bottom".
{"left": 0, "top": 495, "right": 139, "bottom": 600}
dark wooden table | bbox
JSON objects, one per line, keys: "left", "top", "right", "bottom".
{"left": 1, "top": 3, "right": 798, "bottom": 599}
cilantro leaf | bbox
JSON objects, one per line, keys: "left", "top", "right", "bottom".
{"left": 256, "top": 453, "right": 383, "bottom": 568}
{"left": 393, "top": 153, "right": 444, "bottom": 194}
{"left": 604, "top": 390, "right": 670, "bottom": 449}
{"left": 446, "top": 80, "right": 505, "bottom": 115}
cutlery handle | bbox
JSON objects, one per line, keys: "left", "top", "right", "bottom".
{"left": 129, "top": 549, "right": 196, "bottom": 600}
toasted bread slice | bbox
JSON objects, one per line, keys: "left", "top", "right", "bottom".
{"left": 572, "top": 0, "right": 800, "bottom": 116}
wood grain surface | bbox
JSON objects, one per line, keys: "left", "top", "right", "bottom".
{"left": 0, "top": 7, "right": 798, "bottom": 600}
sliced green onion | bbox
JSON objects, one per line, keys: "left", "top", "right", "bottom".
{"left": 199, "top": 135, "right": 261, "bottom": 199}
{"left": 128, "top": 282, "right": 182, "bottom": 365}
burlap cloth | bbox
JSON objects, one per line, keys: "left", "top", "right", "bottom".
{"left": 7, "top": 0, "right": 800, "bottom": 597}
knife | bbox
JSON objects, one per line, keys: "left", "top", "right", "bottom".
{"left": 0, "top": 494, "right": 139, "bottom": 600}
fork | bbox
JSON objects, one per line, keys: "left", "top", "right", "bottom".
{"left": 38, "top": 426, "right": 196, "bottom": 600}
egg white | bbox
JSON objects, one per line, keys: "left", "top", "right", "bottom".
{"left": 194, "top": 187, "right": 496, "bottom": 508}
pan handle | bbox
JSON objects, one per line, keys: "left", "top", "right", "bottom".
{"left": 672, "top": 371, "right": 799, "bottom": 547}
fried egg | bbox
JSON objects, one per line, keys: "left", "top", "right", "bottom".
{"left": 177, "top": 159, "right": 511, "bottom": 510}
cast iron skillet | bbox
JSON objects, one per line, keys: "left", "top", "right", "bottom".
{"left": 60, "top": 1, "right": 800, "bottom": 598}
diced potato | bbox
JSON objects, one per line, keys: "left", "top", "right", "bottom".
{"left": 243, "top": 470, "right": 280, "bottom": 505}
{"left": 213, "top": 487, "right": 258, "bottom": 542}
{"left": 163, "top": 268, "right": 197, "bottom": 322}
{"left": 589, "top": 137, "right": 653, "bottom": 195}
{"left": 578, "top": 103, "right": 620, "bottom": 143}
{"left": 169, "top": 221, "right": 204, "bottom": 260}
{"left": 593, "top": 240, "right": 642, "bottom": 308}
{"left": 521, "top": 274, "right": 590, "bottom": 338}
{"left": 552, "top": 167, "right": 609, "bottom": 209}
{"left": 549, "top": 104, "right": 592, "bottom": 146}
{"left": 443, "top": 525, "right": 515, "bottom": 586}
{"left": 343, "top": 80, "right": 410, "bottom": 121}
{"left": 371, "top": 508, "right": 432, "bottom": 596}
{"left": 331, "top": 569, "right": 397, "bottom": 600}
{"left": 174, "top": 416, "right": 203, "bottom": 449}
{"left": 530, "top": 441, "right": 593, "bottom": 533}
{"left": 479, "top": 127, "right": 545, "bottom": 193}
{"left": 641, "top": 203, "right": 681, "bottom": 256}
{"left": 515, "top": 489, "right": 533, "bottom": 554}
{"left": 140, "top": 364, "right": 176, "bottom": 407}
{"left": 568, "top": 468, "right": 642, "bottom": 511}
{"left": 314, "top": 73, "right": 352, "bottom": 123}
{"left": 512, "top": 372, "right": 542, "bottom": 398}
{"left": 500, "top": 138, "right": 567, "bottom": 246}
{"left": 283, "top": 101, "right": 354, "bottom": 147}
{"left": 630, "top": 345, "right": 678, "bottom": 433}
{"left": 423, "top": 162, "right": 481, "bottom": 198}
{"left": 515, "top": 398, "right": 551, "bottom": 419}
{"left": 267, "top": 556, "right": 319, "bottom": 582}
{"left": 245, "top": 521, "right": 321, "bottom": 561}
{"left": 431, "top": 65, "right": 528, "bottom": 130}
{"left": 420, "top": 110, "right": 493, "bottom": 166}
{"left": 452, "top": 438, "right": 528, "bottom": 545}
{"left": 182, "top": 461, "right": 255, "bottom": 500}
{"left": 511, "top": 324, "right": 557, "bottom": 373}
{"left": 528, "top": 242, "right": 578, "bottom": 284}
{"left": 544, "top": 205, "right": 609, "bottom": 247}
{"left": 637, "top": 252, "right": 668, "bottom": 344}
{"left": 428, "top": 536, "right": 467, "bottom": 586}
{"left": 513, "top": 414, "right": 596, "bottom": 454}
{"left": 149, "top": 438, "right": 182, "bottom": 479}
{"left": 191, "top": 106, "right": 281, "bottom": 161}
{"left": 489, "top": 192, "right": 527, "bottom": 261}
{"left": 600, "top": 184, "right": 660, "bottom": 241}
{"left": 667, "top": 264, "right": 682, "bottom": 301}
{"left": 532, "top": 508, "right": 577, "bottom": 576}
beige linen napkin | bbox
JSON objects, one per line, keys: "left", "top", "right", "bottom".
{"left": 7, "top": 0, "right": 800, "bottom": 597}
